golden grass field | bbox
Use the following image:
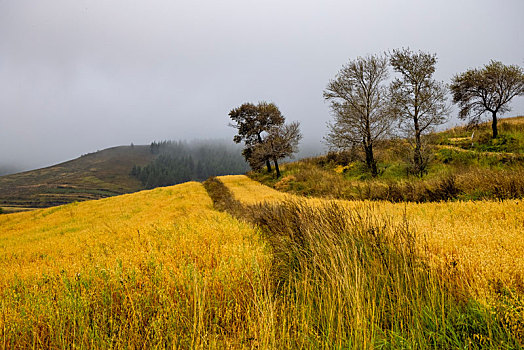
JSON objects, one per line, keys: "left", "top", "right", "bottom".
{"left": 1, "top": 175, "right": 523, "bottom": 347}
{"left": 0, "top": 182, "right": 265, "bottom": 281}
{"left": 0, "top": 182, "right": 270, "bottom": 348}
{"left": 220, "top": 175, "right": 524, "bottom": 298}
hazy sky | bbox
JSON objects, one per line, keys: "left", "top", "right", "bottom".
{"left": 1, "top": 0, "right": 524, "bottom": 170}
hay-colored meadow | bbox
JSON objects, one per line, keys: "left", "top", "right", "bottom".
{"left": 1, "top": 175, "right": 523, "bottom": 348}
{"left": 0, "top": 182, "right": 266, "bottom": 281}
{"left": 220, "top": 175, "right": 524, "bottom": 297}
{"left": 0, "top": 182, "right": 270, "bottom": 348}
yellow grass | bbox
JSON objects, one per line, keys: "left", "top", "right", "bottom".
{"left": 448, "top": 137, "right": 471, "bottom": 142}
{"left": 1, "top": 174, "right": 522, "bottom": 346}
{"left": 0, "top": 182, "right": 270, "bottom": 347}
{"left": 219, "top": 175, "right": 524, "bottom": 297}
{"left": 219, "top": 174, "right": 290, "bottom": 205}
{"left": 0, "top": 182, "right": 266, "bottom": 281}
{"left": 502, "top": 115, "right": 524, "bottom": 125}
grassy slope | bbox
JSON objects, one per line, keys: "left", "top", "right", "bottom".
{"left": 436, "top": 116, "right": 524, "bottom": 154}
{"left": 0, "top": 182, "right": 268, "bottom": 348}
{"left": 216, "top": 175, "right": 524, "bottom": 347}
{"left": 0, "top": 176, "right": 522, "bottom": 347}
{"left": 0, "top": 145, "right": 154, "bottom": 210}
{"left": 251, "top": 116, "right": 524, "bottom": 202}
{"left": 1, "top": 118, "right": 524, "bottom": 347}
{"left": 220, "top": 175, "right": 524, "bottom": 295}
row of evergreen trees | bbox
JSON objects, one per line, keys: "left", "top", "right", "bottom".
{"left": 131, "top": 140, "right": 249, "bottom": 189}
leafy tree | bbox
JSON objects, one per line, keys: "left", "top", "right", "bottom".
{"left": 229, "top": 102, "right": 285, "bottom": 172}
{"left": 450, "top": 61, "right": 524, "bottom": 139}
{"left": 251, "top": 122, "right": 302, "bottom": 178}
{"left": 324, "top": 54, "right": 392, "bottom": 177}
{"left": 389, "top": 48, "right": 449, "bottom": 177}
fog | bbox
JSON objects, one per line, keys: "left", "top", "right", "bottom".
{"left": 1, "top": 0, "right": 523, "bottom": 171}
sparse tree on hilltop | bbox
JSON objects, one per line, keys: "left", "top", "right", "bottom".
{"left": 450, "top": 61, "right": 524, "bottom": 139}
{"left": 324, "top": 54, "right": 392, "bottom": 177}
{"left": 229, "top": 102, "right": 285, "bottom": 172}
{"left": 389, "top": 48, "right": 449, "bottom": 177}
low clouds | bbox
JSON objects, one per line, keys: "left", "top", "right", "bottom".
{"left": 1, "top": 0, "right": 523, "bottom": 170}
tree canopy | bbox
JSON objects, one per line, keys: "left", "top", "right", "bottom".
{"left": 229, "top": 102, "right": 285, "bottom": 172}
{"left": 324, "top": 54, "right": 392, "bottom": 177}
{"left": 389, "top": 48, "right": 449, "bottom": 176}
{"left": 450, "top": 60, "right": 524, "bottom": 138}
{"left": 229, "top": 102, "right": 301, "bottom": 177}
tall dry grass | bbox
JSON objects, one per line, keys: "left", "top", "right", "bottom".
{"left": 219, "top": 175, "right": 524, "bottom": 345}
{"left": 0, "top": 182, "right": 270, "bottom": 348}
{"left": 251, "top": 200, "right": 519, "bottom": 348}
{"left": 207, "top": 176, "right": 522, "bottom": 348}
{"left": 1, "top": 176, "right": 522, "bottom": 348}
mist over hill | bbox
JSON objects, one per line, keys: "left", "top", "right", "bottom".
{"left": 0, "top": 139, "right": 257, "bottom": 211}
{"left": 0, "top": 165, "right": 22, "bottom": 176}
{"left": 130, "top": 140, "right": 250, "bottom": 189}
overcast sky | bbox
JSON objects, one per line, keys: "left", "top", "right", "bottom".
{"left": 1, "top": 0, "right": 523, "bottom": 170}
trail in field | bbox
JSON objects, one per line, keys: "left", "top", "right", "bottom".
{"left": 218, "top": 175, "right": 289, "bottom": 204}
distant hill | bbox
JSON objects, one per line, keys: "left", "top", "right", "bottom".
{"left": 0, "top": 145, "right": 154, "bottom": 211}
{"left": 0, "top": 141, "right": 250, "bottom": 213}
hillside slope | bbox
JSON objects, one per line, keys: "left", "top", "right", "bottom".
{"left": 0, "top": 182, "right": 267, "bottom": 348}
{"left": 1, "top": 177, "right": 522, "bottom": 347}
{"left": 220, "top": 174, "right": 524, "bottom": 292}
{"left": 0, "top": 145, "right": 153, "bottom": 210}
{"left": 212, "top": 175, "right": 524, "bottom": 346}
{"left": 250, "top": 116, "right": 524, "bottom": 202}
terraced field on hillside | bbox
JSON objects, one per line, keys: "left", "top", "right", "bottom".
{"left": 1, "top": 176, "right": 523, "bottom": 348}
{"left": 0, "top": 145, "right": 153, "bottom": 211}
{"left": 0, "top": 182, "right": 269, "bottom": 348}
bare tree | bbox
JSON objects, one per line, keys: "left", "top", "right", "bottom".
{"left": 389, "top": 48, "right": 449, "bottom": 177}
{"left": 450, "top": 61, "right": 524, "bottom": 138}
{"left": 251, "top": 122, "right": 302, "bottom": 178}
{"left": 229, "top": 102, "right": 285, "bottom": 172}
{"left": 323, "top": 54, "right": 392, "bottom": 177}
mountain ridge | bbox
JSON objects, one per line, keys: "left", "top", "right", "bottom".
{"left": 0, "top": 145, "right": 153, "bottom": 211}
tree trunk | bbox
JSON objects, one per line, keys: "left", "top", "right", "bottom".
{"left": 257, "top": 133, "right": 272, "bottom": 172}
{"left": 273, "top": 158, "right": 281, "bottom": 178}
{"left": 412, "top": 110, "right": 424, "bottom": 177}
{"left": 265, "top": 159, "right": 272, "bottom": 173}
{"left": 414, "top": 131, "right": 423, "bottom": 177}
{"left": 364, "top": 118, "right": 377, "bottom": 177}
{"left": 364, "top": 144, "right": 377, "bottom": 177}
{"left": 491, "top": 111, "right": 498, "bottom": 139}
